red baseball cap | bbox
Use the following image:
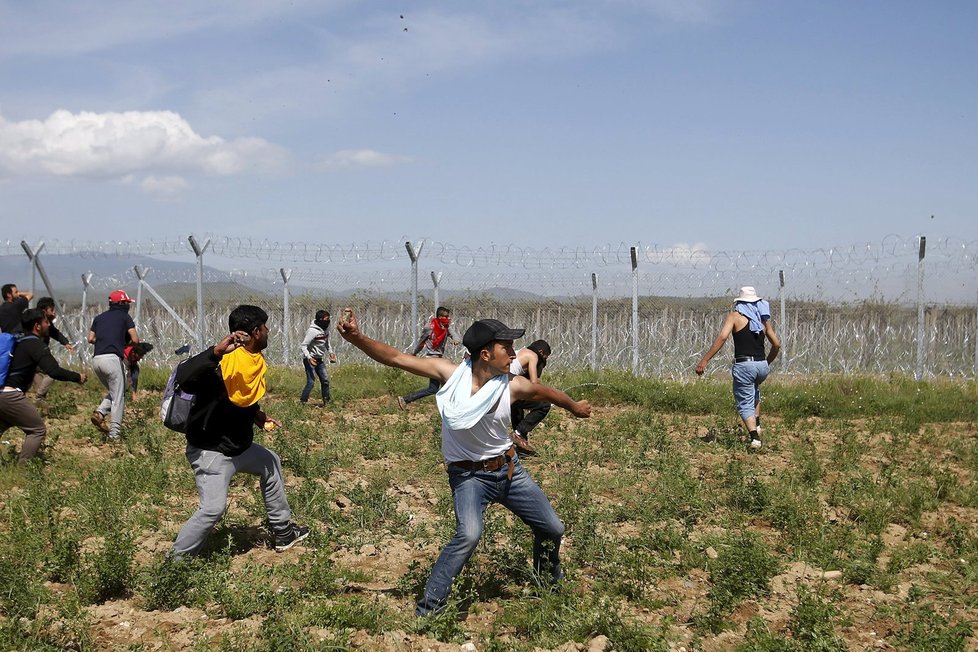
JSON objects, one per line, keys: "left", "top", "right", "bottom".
{"left": 109, "top": 290, "right": 134, "bottom": 303}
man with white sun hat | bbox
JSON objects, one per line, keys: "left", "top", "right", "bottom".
{"left": 695, "top": 286, "right": 781, "bottom": 449}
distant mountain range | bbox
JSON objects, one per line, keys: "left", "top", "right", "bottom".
{"left": 0, "top": 253, "right": 553, "bottom": 306}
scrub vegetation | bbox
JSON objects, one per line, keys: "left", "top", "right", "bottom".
{"left": 1, "top": 367, "right": 976, "bottom": 650}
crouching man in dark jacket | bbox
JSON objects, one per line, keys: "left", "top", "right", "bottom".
{"left": 170, "top": 305, "right": 308, "bottom": 558}
{"left": 1, "top": 309, "right": 87, "bottom": 462}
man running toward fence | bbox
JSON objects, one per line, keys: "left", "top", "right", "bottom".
{"left": 87, "top": 290, "right": 139, "bottom": 441}
{"left": 338, "top": 309, "right": 591, "bottom": 615}
{"left": 695, "top": 286, "right": 781, "bottom": 449}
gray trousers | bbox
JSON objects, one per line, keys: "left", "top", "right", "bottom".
{"left": 0, "top": 389, "right": 47, "bottom": 462}
{"left": 171, "top": 443, "right": 292, "bottom": 558}
{"left": 92, "top": 353, "right": 126, "bottom": 437}
{"left": 33, "top": 372, "right": 55, "bottom": 400}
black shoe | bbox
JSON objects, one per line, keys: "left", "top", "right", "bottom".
{"left": 273, "top": 522, "right": 310, "bottom": 552}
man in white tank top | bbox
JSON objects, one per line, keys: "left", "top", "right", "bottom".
{"left": 338, "top": 309, "right": 591, "bottom": 616}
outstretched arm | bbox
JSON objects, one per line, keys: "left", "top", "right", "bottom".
{"left": 695, "top": 312, "right": 737, "bottom": 375}
{"left": 510, "top": 375, "right": 590, "bottom": 418}
{"left": 337, "top": 309, "right": 456, "bottom": 382}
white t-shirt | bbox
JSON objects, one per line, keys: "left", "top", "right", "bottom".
{"left": 441, "top": 381, "right": 513, "bottom": 463}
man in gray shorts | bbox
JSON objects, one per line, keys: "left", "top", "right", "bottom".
{"left": 87, "top": 290, "right": 139, "bottom": 440}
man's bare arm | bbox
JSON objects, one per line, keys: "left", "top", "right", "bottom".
{"left": 510, "top": 375, "right": 590, "bottom": 418}
{"left": 764, "top": 321, "right": 781, "bottom": 364}
{"left": 127, "top": 327, "right": 140, "bottom": 345}
{"left": 524, "top": 350, "right": 541, "bottom": 383}
{"left": 695, "top": 312, "right": 736, "bottom": 375}
{"left": 337, "top": 309, "right": 455, "bottom": 382}
{"left": 87, "top": 330, "right": 96, "bottom": 344}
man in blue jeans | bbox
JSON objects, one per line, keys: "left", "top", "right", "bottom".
{"left": 299, "top": 309, "right": 336, "bottom": 405}
{"left": 338, "top": 309, "right": 591, "bottom": 616}
{"left": 695, "top": 286, "right": 781, "bottom": 449}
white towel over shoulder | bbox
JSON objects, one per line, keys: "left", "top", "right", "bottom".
{"left": 436, "top": 359, "right": 508, "bottom": 430}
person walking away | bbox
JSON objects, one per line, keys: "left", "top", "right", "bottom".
{"left": 695, "top": 286, "right": 780, "bottom": 449}
{"left": 397, "top": 306, "right": 460, "bottom": 409}
{"left": 508, "top": 340, "right": 552, "bottom": 454}
{"left": 87, "top": 290, "right": 139, "bottom": 440}
{"left": 299, "top": 310, "right": 336, "bottom": 405}
{"left": 0, "top": 284, "right": 32, "bottom": 333}
{"left": 170, "top": 304, "right": 308, "bottom": 558}
{"left": 32, "top": 297, "right": 77, "bottom": 403}
{"left": 339, "top": 310, "right": 591, "bottom": 615}
{"left": 1, "top": 309, "right": 87, "bottom": 462}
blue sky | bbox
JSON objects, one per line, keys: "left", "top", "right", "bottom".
{"left": 1, "top": 0, "right": 975, "bottom": 253}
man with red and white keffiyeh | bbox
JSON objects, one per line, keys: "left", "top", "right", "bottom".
{"left": 397, "top": 306, "right": 460, "bottom": 409}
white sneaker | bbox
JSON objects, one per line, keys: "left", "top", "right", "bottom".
{"left": 749, "top": 436, "right": 762, "bottom": 449}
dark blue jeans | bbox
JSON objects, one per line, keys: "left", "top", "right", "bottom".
{"left": 300, "top": 358, "right": 331, "bottom": 402}
{"left": 402, "top": 378, "right": 441, "bottom": 404}
{"left": 416, "top": 458, "right": 565, "bottom": 616}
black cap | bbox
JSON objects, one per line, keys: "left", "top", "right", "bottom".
{"left": 462, "top": 319, "right": 525, "bottom": 354}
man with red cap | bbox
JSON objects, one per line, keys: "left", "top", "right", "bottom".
{"left": 87, "top": 290, "right": 140, "bottom": 440}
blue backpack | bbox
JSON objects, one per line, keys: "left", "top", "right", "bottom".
{"left": 0, "top": 333, "right": 37, "bottom": 386}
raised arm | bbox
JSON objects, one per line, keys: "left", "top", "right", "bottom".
{"left": 510, "top": 375, "right": 590, "bottom": 418}
{"left": 337, "top": 309, "right": 455, "bottom": 382}
{"left": 695, "top": 311, "right": 737, "bottom": 375}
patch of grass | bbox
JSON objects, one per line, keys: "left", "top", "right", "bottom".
{"left": 698, "top": 531, "right": 780, "bottom": 633}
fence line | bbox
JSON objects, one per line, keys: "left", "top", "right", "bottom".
{"left": 3, "top": 234, "right": 977, "bottom": 377}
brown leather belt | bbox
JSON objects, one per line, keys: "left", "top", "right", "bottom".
{"left": 449, "top": 445, "right": 517, "bottom": 479}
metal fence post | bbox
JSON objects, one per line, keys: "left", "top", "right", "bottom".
{"left": 405, "top": 240, "right": 424, "bottom": 345}
{"left": 779, "top": 270, "right": 788, "bottom": 371}
{"left": 21, "top": 240, "right": 77, "bottom": 345}
{"left": 133, "top": 266, "right": 197, "bottom": 344}
{"left": 188, "top": 235, "right": 211, "bottom": 352}
{"left": 630, "top": 246, "right": 639, "bottom": 376}
{"left": 134, "top": 265, "right": 146, "bottom": 326}
{"left": 79, "top": 272, "right": 93, "bottom": 362}
{"left": 915, "top": 235, "right": 926, "bottom": 381}
{"left": 26, "top": 240, "right": 44, "bottom": 305}
{"left": 431, "top": 271, "right": 442, "bottom": 313}
{"left": 591, "top": 272, "right": 598, "bottom": 371}
{"left": 281, "top": 268, "right": 292, "bottom": 366}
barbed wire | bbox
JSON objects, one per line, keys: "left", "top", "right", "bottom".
{"left": 5, "top": 234, "right": 978, "bottom": 271}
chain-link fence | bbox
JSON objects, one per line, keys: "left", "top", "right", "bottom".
{"left": 3, "top": 234, "right": 977, "bottom": 377}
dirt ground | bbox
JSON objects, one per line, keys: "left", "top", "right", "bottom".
{"left": 8, "top": 387, "right": 978, "bottom": 651}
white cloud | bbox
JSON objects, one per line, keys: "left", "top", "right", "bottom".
{"left": 645, "top": 242, "right": 711, "bottom": 266}
{"left": 0, "top": 109, "right": 287, "bottom": 180}
{"left": 319, "top": 149, "right": 414, "bottom": 170}
{"left": 139, "top": 175, "right": 189, "bottom": 197}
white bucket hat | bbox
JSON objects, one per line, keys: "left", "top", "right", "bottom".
{"left": 734, "top": 286, "right": 762, "bottom": 303}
